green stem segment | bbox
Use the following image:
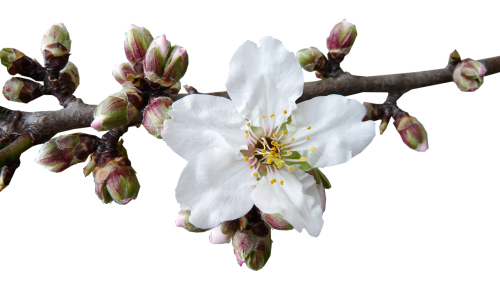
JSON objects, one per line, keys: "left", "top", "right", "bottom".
{"left": 0, "top": 134, "right": 33, "bottom": 167}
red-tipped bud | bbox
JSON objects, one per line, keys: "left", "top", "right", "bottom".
{"left": 232, "top": 219, "right": 272, "bottom": 271}
{"left": 453, "top": 59, "right": 486, "bottom": 92}
{"left": 143, "top": 97, "right": 172, "bottom": 138}
{"left": 326, "top": 19, "right": 357, "bottom": 56}
{"left": 112, "top": 62, "right": 138, "bottom": 85}
{"left": 394, "top": 112, "right": 429, "bottom": 152}
{"left": 124, "top": 25, "right": 153, "bottom": 65}
{"left": 175, "top": 210, "right": 209, "bottom": 232}
{"left": 91, "top": 88, "right": 144, "bottom": 131}
{"left": 2, "top": 77, "right": 43, "bottom": 103}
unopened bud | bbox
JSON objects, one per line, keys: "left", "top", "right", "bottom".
{"left": 0, "top": 160, "right": 21, "bottom": 192}
{"left": 161, "top": 45, "right": 188, "bottom": 87}
{"left": 58, "top": 62, "right": 80, "bottom": 96}
{"left": 453, "top": 59, "right": 486, "bottom": 92}
{"left": 175, "top": 210, "right": 209, "bottom": 232}
{"left": 112, "top": 62, "right": 138, "bottom": 85}
{"left": 449, "top": 50, "right": 461, "bottom": 64}
{"left": 36, "top": 133, "right": 99, "bottom": 172}
{"left": 232, "top": 220, "right": 272, "bottom": 271}
{"left": 2, "top": 77, "right": 43, "bottom": 103}
{"left": 326, "top": 19, "right": 357, "bottom": 56}
{"left": 394, "top": 112, "right": 429, "bottom": 152}
{"left": 91, "top": 88, "right": 144, "bottom": 131}
{"left": 0, "top": 48, "right": 25, "bottom": 73}
{"left": 124, "top": 25, "right": 153, "bottom": 65}
{"left": 41, "top": 23, "right": 71, "bottom": 70}
{"left": 261, "top": 213, "right": 293, "bottom": 230}
{"left": 296, "top": 47, "right": 327, "bottom": 72}
{"left": 144, "top": 36, "right": 188, "bottom": 88}
{"left": 209, "top": 222, "right": 237, "bottom": 244}
{"left": 143, "top": 97, "right": 172, "bottom": 138}
{"left": 94, "top": 155, "right": 140, "bottom": 205}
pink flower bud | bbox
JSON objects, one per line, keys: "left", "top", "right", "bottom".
{"left": 232, "top": 219, "right": 272, "bottom": 271}
{"left": 143, "top": 97, "right": 172, "bottom": 138}
{"left": 112, "top": 62, "right": 138, "bottom": 85}
{"left": 209, "top": 224, "right": 232, "bottom": 244}
{"left": 393, "top": 112, "right": 429, "bottom": 152}
{"left": 175, "top": 210, "right": 209, "bottom": 232}
{"left": 124, "top": 25, "right": 153, "bottom": 65}
{"left": 326, "top": 19, "right": 357, "bottom": 56}
{"left": 453, "top": 59, "right": 486, "bottom": 92}
{"left": 91, "top": 88, "right": 144, "bottom": 131}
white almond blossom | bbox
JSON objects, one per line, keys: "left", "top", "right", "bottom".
{"left": 162, "top": 37, "right": 375, "bottom": 237}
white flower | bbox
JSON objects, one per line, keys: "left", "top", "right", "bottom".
{"left": 162, "top": 37, "right": 375, "bottom": 237}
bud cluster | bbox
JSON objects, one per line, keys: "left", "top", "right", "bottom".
{"left": 36, "top": 133, "right": 100, "bottom": 172}
{"left": 143, "top": 35, "right": 189, "bottom": 88}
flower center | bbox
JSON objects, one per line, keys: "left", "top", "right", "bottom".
{"left": 243, "top": 111, "right": 315, "bottom": 185}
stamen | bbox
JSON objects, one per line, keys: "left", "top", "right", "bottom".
{"left": 280, "top": 180, "right": 284, "bottom": 185}
{"left": 291, "top": 138, "right": 295, "bottom": 141}
{"left": 310, "top": 146, "right": 316, "bottom": 152}
{"left": 245, "top": 134, "right": 249, "bottom": 139}
{"left": 267, "top": 158, "right": 273, "bottom": 164}
{"left": 261, "top": 115, "right": 266, "bottom": 118}
{"left": 247, "top": 122, "right": 251, "bottom": 127}
{"left": 253, "top": 173, "right": 258, "bottom": 177}
{"left": 300, "top": 157, "right": 307, "bottom": 162}
{"left": 261, "top": 149, "right": 267, "bottom": 153}
{"left": 289, "top": 167, "right": 293, "bottom": 172}
{"left": 270, "top": 114, "right": 275, "bottom": 118}
{"left": 245, "top": 130, "right": 248, "bottom": 134}
{"left": 283, "top": 110, "right": 287, "bottom": 114}
{"left": 249, "top": 165, "right": 253, "bottom": 169}
{"left": 307, "top": 126, "right": 311, "bottom": 130}
{"left": 282, "top": 131, "right": 287, "bottom": 135}
{"left": 306, "top": 136, "right": 310, "bottom": 140}
{"left": 244, "top": 157, "right": 249, "bottom": 161}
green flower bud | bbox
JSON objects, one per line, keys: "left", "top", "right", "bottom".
{"left": 143, "top": 97, "right": 172, "bottom": 138}
{"left": 393, "top": 112, "right": 429, "bottom": 152}
{"left": 326, "top": 19, "right": 357, "bottom": 56}
{"left": 453, "top": 59, "right": 486, "bottom": 92}
{"left": 261, "top": 213, "right": 293, "bottom": 230}
{"left": 41, "top": 23, "right": 71, "bottom": 70}
{"left": 161, "top": 45, "right": 188, "bottom": 87}
{"left": 232, "top": 219, "right": 272, "bottom": 271}
{"left": 93, "top": 156, "right": 140, "bottom": 205}
{"left": 0, "top": 46, "right": 26, "bottom": 71}
{"left": 2, "top": 77, "right": 43, "bottom": 103}
{"left": 91, "top": 88, "right": 144, "bottom": 131}
{"left": 58, "top": 61, "right": 80, "bottom": 95}
{"left": 296, "top": 47, "right": 326, "bottom": 72}
{"left": 36, "top": 133, "right": 100, "bottom": 173}
{"left": 124, "top": 25, "right": 154, "bottom": 65}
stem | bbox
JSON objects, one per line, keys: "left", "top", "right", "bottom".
{"left": 0, "top": 134, "right": 32, "bottom": 167}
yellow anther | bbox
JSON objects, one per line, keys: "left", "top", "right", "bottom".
{"left": 245, "top": 130, "right": 248, "bottom": 134}
{"left": 253, "top": 173, "right": 258, "bottom": 177}
{"left": 261, "top": 115, "right": 266, "bottom": 118}
{"left": 306, "top": 136, "right": 310, "bottom": 140}
{"left": 271, "top": 180, "right": 275, "bottom": 185}
{"left": 307, "top": 126, "right": 311, "bottom": 130}
{"left": 287, "top": 151, "right": 291, "bottom": 155}
{"left": 264, "top": 141, "right": 268, "bottom": 145}
{"left": 271, "top": 147, "right": 277, "bottom": 151}
{"left": 280, "top": 180, "right": 284, "bottom": 185}
{"left": 261, "top": 149, "right": 267, "bottom": 153}
{"left": 247, "top": 122, "right": 251, "bottom": 126}
{"left": 282, "top": 131, "right": 287, "bottom": 135}
{"left": 300, "top": 157, "right": 307, "bottom": 162}
{"left": 291, "top": 138, "right": 295, "bottom": 141}
{"left": 289, "top": 167, "right": 293, "bottom": 172}
{"left": 245, "top": 134, "right": 249, "bottom": 139}
{"left": 273, "top": 133, "right": 278, "bottom": 138}
{"left": 267, "top": 158, "right": 273, "bottom": 164}
{"left": 263, "top": 153, "right": 268, "bottom": 157}
{"left": 244, "top": 157, "right": 249, "bottom": 162}
{"left": 270, "top": 114, "right": 275, "bottom": 118}
{"left": 310, "top": 146, "right": 316, "bottom": 152}
{"left": 283, "top": 110, "right": 287, "bottom": 114}
{"left": 249, "top": 165, "right": 253, "bottom": 169}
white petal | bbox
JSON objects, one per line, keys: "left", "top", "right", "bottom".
{"left": 252, "top": 169, "right": 324, "bottom": 237}
{"left": 209, "top": 224, "right": 232, "bottom": 244}
{"left": 288, "top": 95, "right": 375, "bottom": 168}
{"left": 226, "top": 37, "right": 304, "bottom": 125}
{"left": 161, "top": 94, "right": 247, "bottom": 161}
{"left": 176, "top": 148, "right": 256, "bottom": 229}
